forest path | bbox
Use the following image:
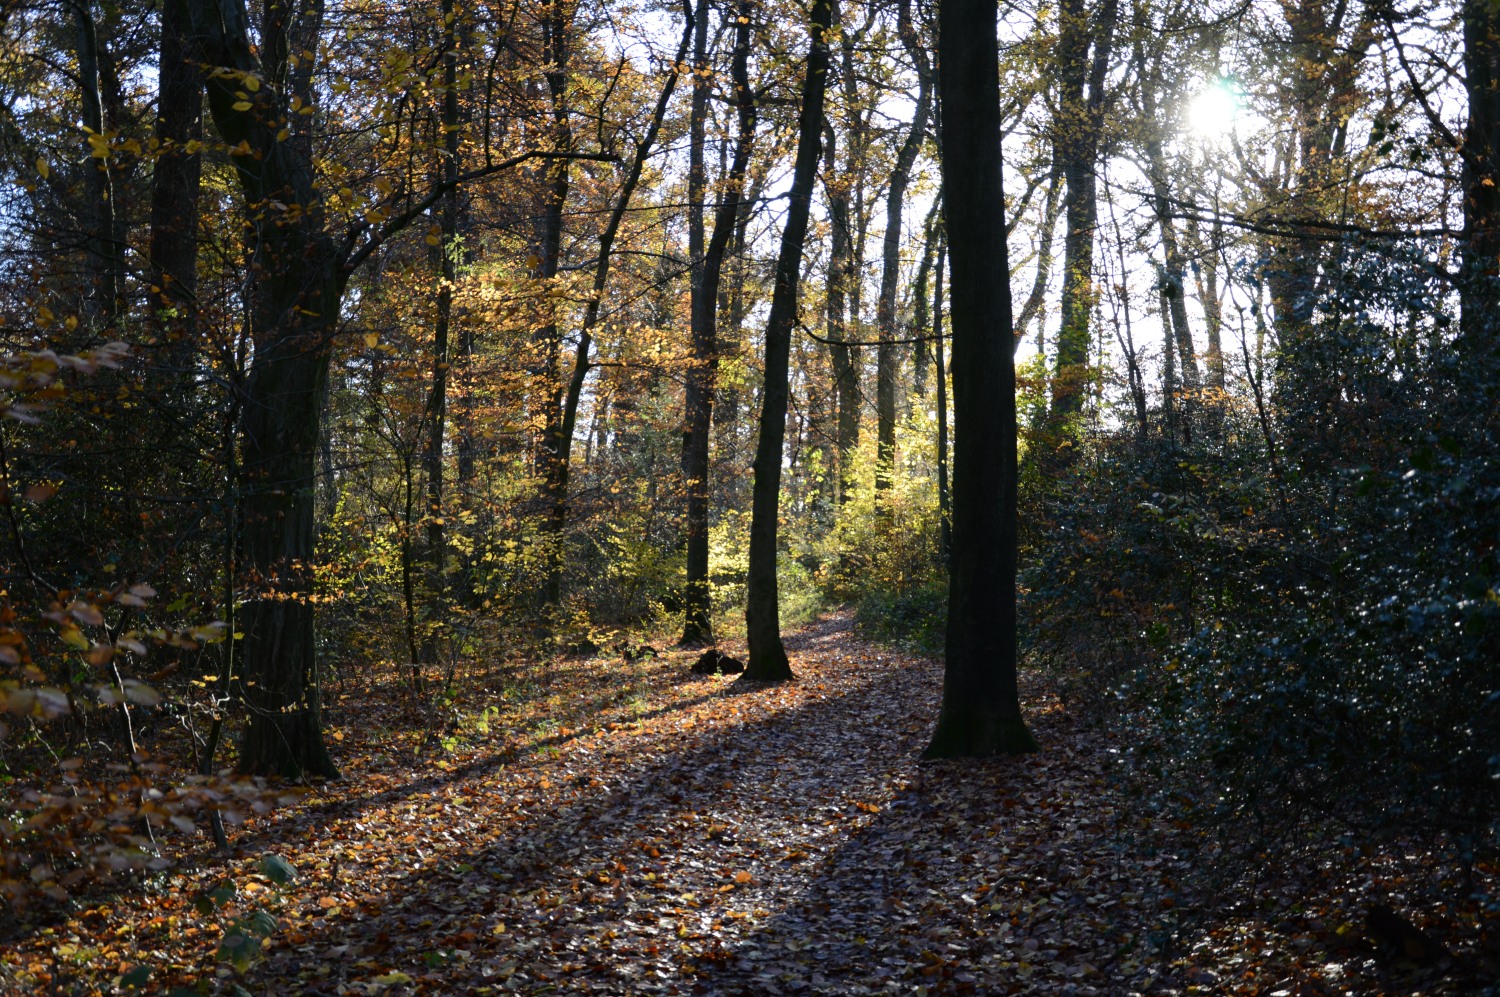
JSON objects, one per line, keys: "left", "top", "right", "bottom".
{"left": 229, "top": 611, "right": 1185, "bottom": 995}
{"left": 6, "top": 613, "right": 1205, "bottom": 995}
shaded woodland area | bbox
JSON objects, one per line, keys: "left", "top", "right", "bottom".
{"left": 1, "top": 0, "right": 1497, "bottom": 991}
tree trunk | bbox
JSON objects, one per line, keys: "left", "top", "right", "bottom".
{"left": 1108, "top": 199, "right": 1149, "bottom": 437}
{"left": 421, "top": 0, "right": 462, "bottom": 663}
{"left": 148, "top": 0, "right": 202, "bottom": 346}
{"left": 73, "top": 0, "right": 123, "bottom": 331}
{"left": 534, "top": 0, "right": 574, "bottom": 607}
{"left": 925, "top": 0, "right": 1036, "bottom": 758}
{"left": 1015, "top": 159, "right": 1061, "bottom": 355}
{"left": 1047, "top": 0, "right": 1116, "bottom": 430}
{"left": 743, "top": 0, "right": 832, "bottom": 682}
{"left": 1138, "top": 69, "right": 1199, "bottom": 440}
{"left": 1464, "top": 0, "right": 1500, "bottom": 345}
{"left": 713, "top": 161, "right": 765, "bottom": 452}
{"left": 187, "top": 0, "right": 342, "bottom": 779}
{"left": 1185, "top": 212, "right": 1226, "bottom": 393}
{"left": 933, "top": 240, "right": 950, "bottom": 563}
{"left": 910, "top": 199, "right": 941, "bottom": 398}
{"left": 681, "top": 0, "right": 756, "bottom": 646}
{"left": 823, "top": 123, "right": 861, "bottom": 504}
{"left": 874, "top": 0, "right": 931, "bottom": 493}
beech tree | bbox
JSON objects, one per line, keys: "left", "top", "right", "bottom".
{"left": 873, "top": 0, "right": 932, "bottom": 494}
{"left": 680, "top": 0, "right": 757, "bottom": 646}
{"left": 1047, "top": 0, "right": 1118, "bottom": 436}
{"left": 926, "top": 0, "right": 1036, "bottom": 756}
{"left": 743, "top": 0, "right": 833, "bottom": 682}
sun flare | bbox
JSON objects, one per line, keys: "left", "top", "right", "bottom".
{"left": 1187, "top": 82, "right": 1239, "bottom": 139}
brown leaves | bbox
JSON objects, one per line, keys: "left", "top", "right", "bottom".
{"left": 3, "top": 613, "right": 1493, "bottom": 993}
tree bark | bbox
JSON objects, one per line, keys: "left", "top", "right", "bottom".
{"left": 743, "top": 0, "right": 832, "bottom": 682}
{"left": 534, "top": 0, "right": 574, "bottom": 608}
{"left": 823, "top": 121, "right": 861, "bottom": 504}
{"left": 874, "top": 0, "right": 931, "bottom": 493}
{"left": 681, "top": 0, "right": 756, "bottom": 646}
{"left": 187, "top": 0, "right": 341, "bottom": 779}
{"left": 1047, "top": 0, "right": 1116, "bottom": 430}
{"left": 148, "top": 0, "right": 202, "bottom": 347}
{"left": 421, "top": 0, "right": 463, "bottom": 664}
{"left": 1464, "top": 0, "right": 1500, "bottom": 345}
{"left": 910, "top": 197, "right": 942, "bottom": 397}
{"left": 933, "top": 240, "right": 950, "bottom": 563}
{"left": 925, "top": 0, "right": 1036, "bottom": 757}
{"left": 72, "top": 0, "right": 123, "bottom": 331}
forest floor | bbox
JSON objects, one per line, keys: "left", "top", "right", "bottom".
{"left": 1, "top": 611, "right": 1492, "bottom": 995}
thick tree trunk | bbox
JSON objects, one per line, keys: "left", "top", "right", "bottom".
{"left": 743, "top": 0, "right": 831, "bottom": 682}
{"left": 681, "top": 0, "right": 712, "bottom": 644}
{"left": 148, "top": 0, "right": 202, "bottom": 345}
{"left": 535, "top": 0, "right": 574, "bottom": 608}
{"left": 681, "top": 0, "right": 756, "bottom": 646}
{"left": 874, "top": 0, "right": 931, "bottom": 493}
{"left": 189, "top": 0, "right": 342, "bottom": 778}
{"left": 234, "top": 284, "right": 342, "bottom": 778}
{"left": 925, "top": 0, "right": 1036, "bottom": 757}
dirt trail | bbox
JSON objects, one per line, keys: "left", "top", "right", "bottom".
{"left": 3, "top": 615, "right": 1203, "bottom": 995}
{"left": 242, "top": 613, "right": 1181, "bottom": 995}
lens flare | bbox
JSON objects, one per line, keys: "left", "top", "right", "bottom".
{"left": 1187, "top": 82, "right": 1239, "bottom": 139}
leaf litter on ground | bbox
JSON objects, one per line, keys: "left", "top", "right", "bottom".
{"left": 1, "top": 610, "right": 1493, "bottom": 995}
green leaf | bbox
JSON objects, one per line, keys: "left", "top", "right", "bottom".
{"left": 217, "top": 932, "right": 256, "bottom": 972}
{"left": 260, "top": 853, "right": 297, "bottom": 886}
{"left": 245, "top": 909, "right": 279, "bottom": 937}
{"left": 119, "top": 965, "right": 152, "bottom": 987}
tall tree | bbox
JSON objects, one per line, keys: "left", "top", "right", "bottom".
{"left": 534, "top": 0, "right": 576, "bottom": 608}
{"left": 147, "top": 0, "right": 202, "bottom": 344}
{"left": 1047, "top": 0, "right": 1117, "bottom": 432}
{"left": 186, "top": 0, "right": 342, "bottom": 778}
{"left": 421, "top": 0, "right": 465, "bottom": 665}
{"left": 681, "top": 0, "right": 757, "bottom": 646}
{"left": 926, "top": 0, "right": 1036, "bottom": 757}
{"left": 1463, "top": 0, "right": 1500, "bottom": 345}
{"left": 72, "top": 0, "right": 124, "bottom": 331}
{"left": 822, "top": 0, "right": 874, "bottom": 504}
{"left": 743, "top": 0, "right": 832, "bottom": 682}
{"left": 874, "top": 0, "right": 932, "bottom": 493}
